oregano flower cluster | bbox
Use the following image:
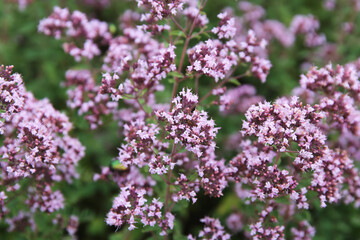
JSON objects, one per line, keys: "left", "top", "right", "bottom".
{"left": 38, "top": 6, "right": 111, "bottom": 61}
{"left": 3, "top": 0, "right": 360, "bottom": 239}
{"left": 0, "top": 65, "right": 84, "bottom": 234}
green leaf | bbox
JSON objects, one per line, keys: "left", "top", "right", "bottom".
{"left": 121, "top": 94, "right": 134, "bottom": 100}
{"left": 169, "top": 71, "right": 184, "bottom": 78}
{"left": 141, "top": 225, "right": 158, "bottom": 233}
{"left": 143, "top": 105, "right": 153, "bottom": 114}
{"left": 173, "top": 220, "right": 188, "bottom": 240}
{"left": 174, "top": 39, "right": 184, "bottom": 45}
{"left": 192, "top": 34, "right": 202, "bottom": 40}
{"left": 229, "top": 78, "right": 241, "bottom": 86}
{"left": 285, "top": 151, "right": 297, "bottom": 158}
{"left": 139, "top": 88, "right": 148, "bottom": 97}
{"left": 274, "top": 196, "right": 289, "bottom": 204}
{"left": 168, "top": 77, "right": 175, "bottom": 84}
{"left": 153, "top": 148, "right": 159, "bottom": 155}
{"left": 202, "top": 31, "right": 211, "bottom": 38}
{"left": 215, "top": 192, "right": 240, "bottom": 215}
{"left": 138, "top": 98, "right": 145, "bottom": 105}
{"left": 170, "top": 30, "right": 186, "bottom": 38}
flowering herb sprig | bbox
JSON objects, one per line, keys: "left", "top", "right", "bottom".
{"left": 0, "top": 65, "right": 84, "bottom": 235}
{"left": 34, "top": 0, "right": 360, "bottom": 238}
{"left": 2, "top": 0, "right": 360, "bottom": 239}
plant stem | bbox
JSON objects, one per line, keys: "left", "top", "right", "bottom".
{"left": 170, "top": 16, "right": 187, "bottom": 37}
{"left": 163, "top": 143, "right": 178, "bottom": 240}
{"left": 170, "top": 0, "right": 207, "bottom": 109}
{"left": 164, "top": 143, "right": 177, "bottom": 212}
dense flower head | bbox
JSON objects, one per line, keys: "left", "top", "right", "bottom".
{"left": 238, "top": 94, "right": 360, "bottom": 210}
{"left": 5, "top": 211, "right": 36, "bottom": 232}
{"left": 117, "top": 118, "right": 170, "bottom": 174}
{"left": 250, "top": 219, "right": 285, "bottom": 240}
{"left": 342, "top": 166, "right": 360, "bottom": 207}
{"left": 212, "top": 12, "right": 237, "bottom": 39}
{"left": 0, "top": 91, "right": 85, "bottom": 197}
{"left": 100, "top": 72, "right": 124, "bottom": 101}
{"left": 156, "top": 88, "right": 219, "bottom": 157}
{"left": 187, "top": 30, "right": 271, "bottom": 83}
{"left": 37, "top": 7, "right": 71, "bottom": 39}
{"left": 102, "top": 28, "right": 160, "bottom": 72}
{"left": 249, "top": 205, "right": 285, "bottom": 240}
{"left": 237, "top": 30, "right": 271, "bottom": 83}
{"left": 254, "top": 20, "right": 295, "bottom": 47}
{"left": 290, "top": 14, "right": 326, "bottom": 47}
{"left": 300, "top": 64, "right": 360, "bottom": 101}
{"left": 254, "top": 165, "right": 297, "bottom": 200}
{"left": 0, "top": 66, "right": 84, "bottom": 230}
{"left": 102, "top": 32, "right": 176, "bottom": 98}
{"left": 238, "top": 1, "right": 265, "bottom": 22}
{"left": 141, "top": 199, "right": 175, "bottom": 235}
{"left": 0, "top": 65, "right": 25, "bottom": 134}
{"left": 298, "top": 63, "right": 360, "bottom": 163}
{"left": 236, "top": 3, "right": 325, "bottom": 48}
{"left": 38, "top": 7, "right": 111, "bottom": 61}
{"left": 187, "top": 39, "right": 238, "bottom": 82}
{"left": 196, "top": 146, "right": 232, "bottom": 197}
{"left": 65, "top": 69, "right": 117, "bottom": 129}
{"left": 242, "top": 97, "right": 326, "bottom": 153}
{"left": 226, "top": 213, "right": 243, "bottom": 233}
{"left": 66, "top": 215, "right": 79, "bottom": 236}
{"left": 291, "top": 220, "right": 316, "bottom": 240}
{"left": 238, "top": 2, "right": 292, "bottom": 46}
{"left": 137, "top": 0, "right": 184, "bottom": 20}
{"left": 318, "top": 93, "right": 360, "bottom": 135}
{"left": 126, "top": 44, "right": 176, "bottom": 93}
{"left": 250, "top": 55, "right": 272, "bottom": 83}
{"left": 27, "top": 185, "right": 65, "bottom": 213}
{"left": 106, "top": 185, "right": 174, "bottom": 234}
{"left": 106, "top": 185, "right": 148, "bottom": 230}
{"left": 156, "top": 89, "right": 233, "bottom": 198}
{"left": 188, "top": 217, "right": 231, "bottom": 240}
{"left": 229, "top": 140, "right": 301, "bottom": 201}
{"left": 182, "top": 0, "right": 209, "bottom": 27}
{"left": 229, "top": 140, "right": 275, "bottom": 180}
{"left": 12, "top": 0, "right": 360, "bottom": 239}
{"left": 2, "top": 92, "right": 75, "bottom": 178}
{"left": 324, "top": 0, "right": 336, "bottom": 10}
{"left": 290, "top": 15, "right": 320, "bottom": 35}
{"left": 306, "top": 148, "right": 349, "bottom": 207}
{"left": 173, "top": 173, "right": 199, "bottom": 203}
